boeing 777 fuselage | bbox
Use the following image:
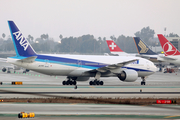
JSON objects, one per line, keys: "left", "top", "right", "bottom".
{"left": 7, "top": 21, "right": 157, "bottom": 86}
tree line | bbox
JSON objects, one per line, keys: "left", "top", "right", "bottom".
{"left": 0, "top": 27, "right": 179, "bottom": 54}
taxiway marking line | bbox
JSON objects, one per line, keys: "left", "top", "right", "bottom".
{"left": 164, "top": 115, "right": 180, "bottom": 118}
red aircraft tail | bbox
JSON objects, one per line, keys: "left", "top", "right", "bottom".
{"left": 157, "top": 34, "right": 180, "bottom": 56}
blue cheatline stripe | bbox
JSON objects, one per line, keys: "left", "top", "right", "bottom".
{"left": 8, "top": 21, "right": 19, "bottom": 56}
{"left": 9, "top": 55, "right": 153, "bottom": 72}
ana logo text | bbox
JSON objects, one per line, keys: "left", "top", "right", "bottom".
{"left": 13, "top": 31, "right": 29, "bottom": 51}
{"left": 163, "top": 42, "right": 177, "bottom": 56}
{"left": 131, "top": 60, "right": 139, "bottom": 64}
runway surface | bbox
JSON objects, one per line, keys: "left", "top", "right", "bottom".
{"left": 0, "top": 62, "right": 180, "bottom": 119}
{"left": 0, "top": 103, "right": 180, "bottom": 119}
{"left": 0, "top": 66, "right": 180, "bottom": 98}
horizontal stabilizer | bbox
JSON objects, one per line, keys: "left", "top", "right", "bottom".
{"left": 17, "top": 56, "right": 37, "bottom": 63}
{"left": 0, "top": 58, "right": 7, "bottom": 62}
{"left": 136, "top": 55, "right": 150, "bottom": 59}
{"left": 158, "top": 56, "right": 177, "bottom": 60}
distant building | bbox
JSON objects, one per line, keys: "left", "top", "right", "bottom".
{"left": 151, "top": 46, "right": 163, "bottom": 53}
{"left": 149, "top": 37, "right": 180, "bottom": 54}
{"left": 166, "top": 37, "right": 180, "bottom": 51}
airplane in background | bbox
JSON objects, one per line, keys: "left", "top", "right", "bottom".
{"left": 133, "top": 37, "right": 163, "bottom": 63}
{"left": 106, "top": 40, "right": 130, "bottom": 55}
{"left": 106, "top": 39, "right": 162, "bottom": 62}
{"left": 0, "top": 58, "right": 28, "bottom": 73}
{"left": 157, "top": 34, "right": 180, "bottom": 65}
{"left": 6, "top": 21, "right": 157, "bottom": 86}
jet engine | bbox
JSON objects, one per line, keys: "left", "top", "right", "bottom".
{"left": 117, "top": 69, "right": 138, "bottom": 82}
{"left": 71, "top": 77, "right": 90, "bottom": 81}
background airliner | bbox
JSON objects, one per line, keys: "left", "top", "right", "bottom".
{"left": 106, "top": 40, "right": 130, "bottom": 55}
{"left": 157, "top": 34, "right": 180, "bottom": 65}
{"left": 133, "top": 37, "right": 161, "bottom": 62}
{"left": 7, "top": 21, "right": 157, "bottom": 86}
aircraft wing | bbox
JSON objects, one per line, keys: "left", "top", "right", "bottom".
{"left": 17, "top": 56, "right": 37, "bottom": 63}
{"left": 88, "top": 59, "right": 138, "bottom": 73}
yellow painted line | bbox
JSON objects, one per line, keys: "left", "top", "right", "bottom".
{"left": 69, "top": 103, "right": 77, "bottom": 105}
{"left": 164, "top": 115, "right": 180, "bottom": 118}
{"left": 89, "top": 86, "right": 95, "bottom": 88}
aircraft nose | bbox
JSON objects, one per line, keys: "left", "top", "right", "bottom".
{"left": 152, "top": 64, "right": 157, "bottom": 72}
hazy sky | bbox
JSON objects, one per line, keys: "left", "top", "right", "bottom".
{"left": 0, "top": 0, "right": 180, "bottom": 41}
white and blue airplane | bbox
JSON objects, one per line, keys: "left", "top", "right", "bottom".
{"left": 7, "top": 21, "right": 157, "bottom": 86}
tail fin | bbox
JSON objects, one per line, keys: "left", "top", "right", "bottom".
{"left": 157, "top": 34, "right": 180, "bottom": 56}
{"left": 8, "top": 21, "right": 36, "bottom": 57}
{"left": 106, "top": 40, "right": 124, "bottom": 52}
{"left": 133, "top": 37, "right": 157, "bottom": 55}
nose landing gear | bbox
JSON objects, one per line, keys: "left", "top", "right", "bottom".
{"left": 141, "top": 77, "right": 146, "bottom": 85}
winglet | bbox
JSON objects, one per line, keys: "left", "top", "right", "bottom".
{"left": 8, "top": 21, "right": 36, "bottom": 57}
{"left": 133, "top": 37, "right": 157, "bottom": 55}
{"left": 157, "top": 34, "right": 180, "bottom": 56}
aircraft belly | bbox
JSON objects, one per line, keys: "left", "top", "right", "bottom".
{"left": 137, "top": 71, "right": 154, "bottom": 77}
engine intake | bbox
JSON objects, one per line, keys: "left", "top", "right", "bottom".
{"left": 117, "top": 69, "right": 138, "bottom": 82}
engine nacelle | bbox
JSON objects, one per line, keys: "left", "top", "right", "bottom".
{"left": 117, "top": 69, "right": 138, "bottom": 82}
{"left": 71, "top": 77, "right": 90, "bottom": 81}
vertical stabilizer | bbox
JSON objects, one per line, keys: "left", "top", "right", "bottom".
{"left": 157, "top": 34, "right": 180, "bottom": 56}
{"left": 8, "top": 21, "right": 36, "bottom": 56}
{"left": 106, "top": 40, "right": 124, "bottom": 52}
{"left": 106, "top": 40, "right": 128, "bottom": 55}
{"left": 133, "top": 37, "right": 157, "bottom": 55}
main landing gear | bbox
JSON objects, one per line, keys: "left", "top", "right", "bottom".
{"left": 141, "top": 77, "right": 146, "bottom": 85}
{"left": 89, "top": 72, "right": 104, "bottom": 86}
{"left": 89, "top": 80, "right": 104, "bottom": 85}
{"left": 62, "top": 77, "right": 77, "bottom": 85}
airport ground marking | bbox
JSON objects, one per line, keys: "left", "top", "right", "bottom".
{"left": 164, "top": 115, "right": 180, "bottom": 118}
{"left": 89, "top": 86, "right": 95, "bottom": 88}
{"left": 0, "top": 86, "right": 179, "bottom": 89}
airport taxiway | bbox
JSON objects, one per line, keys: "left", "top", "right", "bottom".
{"left": 0, "top": 68, "right": 180, "bottom": 98}
{"left": 0, "top": 103, "right": 180, "bottom": 120}
{"left": 0, "top": 63, "right": 180, "bottom": 119}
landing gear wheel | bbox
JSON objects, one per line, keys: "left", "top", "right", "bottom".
{"left": 69, "top": 81, "right": 73, "bottom": 85}
{"left": 100, "top": 81, "right": 104, "bottom": 85}
{"left": 73, "top": 81, "right": 77, "bottom": 85}
{"left": 89, "top": 80, "right": 104, "bottom": 86}
{"left": 141, "top": 81, "right": 145, "bottom": 85}
{"left": 96, "top": 81, "right": 100, "bottom": 85}
{"left": 66, "top": 80, "right": 70, "bottom": 85}
{"left": 141, "top": 77, "right": 146, "bottom": 85}
{"left": 62, "top": 77, "right": 77, "bottom": 86}
{"left": 62, "top": 81, "right": 66, "bottom": 85}
{"left": 89, "top": 81, "right": 93, "bottom": 85}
